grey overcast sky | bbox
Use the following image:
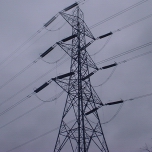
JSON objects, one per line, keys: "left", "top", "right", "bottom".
{"left": 0, "top": 0, "right": 152, "bottom": 152}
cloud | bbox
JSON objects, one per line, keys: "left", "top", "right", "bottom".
{"left": 0, "top": 0, "right": 152, "bottom": 151}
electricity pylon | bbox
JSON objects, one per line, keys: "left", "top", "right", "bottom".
{"left": 53, "top": 6, "right": 109, "bottom": 152}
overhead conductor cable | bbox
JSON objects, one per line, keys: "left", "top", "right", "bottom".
{"left": 86, "top": 89, "right": 152, "bottom": 116}
{"left": 1, "top": 1, "right": 82, "bottom": 66}
{"left": 0, "top": 56, "right": 70, "bottom": 107}
{"left": 89, "top": 0, "right": 149, "bottom": 29}
{"left": 0, "top": 90, "right": 64, "bottom": 130}
{"left": 96, "top": 41, "right": 152, "bottom": 65}
{"left": 0, "top": 79, "right": 53, "bottom": 117}
{"left": 57, "top": 31, "right": 112, "bottom": 53}
{"left": 0, "top": 1, "right": 78, "bottom": 67}
{"left": 0, "top": 43, "right": 57, "bottom": 91}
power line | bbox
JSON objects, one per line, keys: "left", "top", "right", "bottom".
{"left": 0, "top": 47, "right": 152, "bottom": 122}
{"left": 41, "top": 53, "right": 67, "bottom": 64}
{"left": 90, "top": 35, "right": 112, "bottom": 56}
{"left": 0, "top": 31, "right": 49, "bottom": 72}
{"left": 2, "top": 11, "right": 151, "bottom": 91}
{"left": 0, "top": 27, "right": 44, "bottom": 67}
{"left": 88, "top": 102, "right": 124, "bottom": 125}
{"left": 0, "top": 43, "right": 67, "bottom": 91}
{"left": 93, "top": 66, "right": 117, "bottom": 87}
{"left": 0, "top": 19, "right": 68, "bottom": 72}
{"left": 1, "top": 0, "right": 149, "bottom": 73}
{"left": 0, "top": 0, "right": 147, "bottom": 72}
{"left": 118, "top": 50, "right": 152, "bottom": 65}
{"left": 87, "top": 90, "right": 152, "bottom": 121}
{"left": 89, "top": 0, "right": 148, "bottom": 29}
{"left": 45, "top": 21, "right": 67, "bottom": 31}
{"left": 5, "top": 119, "right": 75, "bottom": 152}
{"left": 0, "top": 102, "right": 44, "bottom": 130}
{"left": 101, "top": 102, "right": 124, "bottom": 124}
{"left": 96, "top": 41, "right": 152, "bottom": 65}
{"left": 0, "top": 77, "right": 52, "bottom": 117}
{"left": 5, "top": 127, "right": 60, "bottom": 152}
{"left": 0, "top": 69, "right": 73, "bottom": 117}
{"left": 0, "top": 57, "right": 70, "bottom": 107}
{"left": 3, "top": 1, "right": 152, "bottom": 151}
{"left": 0, "top": 59, "right": 39, "bottom": 90}
{"left": 0, "top": 92, "right": 34, "bottom": 117}
{"left": 0, "top": 91, "right": 64, "bottom": 130}
{"left": 6, "top": 87, "right": 152, "bottom": 152}
{"left": 0, "top": 0, "right": 83, "bottom": 68}
{"left": 0, "top": 32, "right": 112, "bottom": 92}
{"left": 94, "top": 50, "right": 152, "bottom": 86}
{"left": 35, "top": 90, "right": 64, "bottom": 102}
{"left": 90, "top": 12, "right": 152, "bottom": 58}
{"left": 113, "top": 13, "right": 152, "bottom": 33}
{"left": 0, "top": 26, "right": 68, "bottom": 90}
{"left": 124, "top": 92, "right": 152, "bottom": 102}
{"left": 98, "top": 91, "right": 152, "bottom": 110}
{"left": 87, "top": 49, "right": 152, "bottom": 87}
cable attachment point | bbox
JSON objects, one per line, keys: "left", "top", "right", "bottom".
{"left": 62, "top": 2, "right": 78, "bottom": 12}
{"left": 27, "top": 93, "right": 35, "bottom": 98}
{"left": 40, "top": 44, "right": 57, "bottom": 58}
{"left": 52, "top": 72, "right": 75, "bottom": 80}
{"left": 85, "top": 107, "right": 99, "bottom": 115}
{"left": 34, "top": 80, "right": 52, "bottom": 93}
{"left": 100, "top": 62, "right": 117, "bottom": 70}
{"left": 34, "top": 82, "right": 49, "bottom": 93}
{"left": 82, "top": 70, "right": 98, "bottom": 81}
{"left": 61, "top": 34, "right": 77, "bottom": 42}
{"left": 44, "top": 14, "right": 59, "bottom": 27}
{"left": 98, "top": 32, "right": 113, "bottom": 39}
{"left": 104, "top": 100, "right": 124, "bottom": 106}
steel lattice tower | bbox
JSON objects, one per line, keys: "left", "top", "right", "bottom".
{"left": 53, "top": 6, "right": 109, "bottom": 152}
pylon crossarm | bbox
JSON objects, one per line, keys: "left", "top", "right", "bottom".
{"left": 44, "top": 2, "right": 81, "bottom": 28}
{"left": 85, "top": 100, "right": 124, "bottom": 115}
{"left": 57, "top": 32, "right": 113, "bottom": 51}
{"left": 59, "top": 11, "right": 95, "bottom": 39}
{"left": 56, "top": 32, "right": 113, "bottom": 70}
{"left": 81, "top": 62, "right": 118, "bottom": 81}
{"left": 57, "top": 40, "right": 98, "bottom": 69}
{"left": 52, "top": 73, "right": 76, "bottom": 93}
{"left": 52, "top": 72, "right": 75, "bottom": 80}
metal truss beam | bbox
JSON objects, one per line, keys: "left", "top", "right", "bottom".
{"left": 53, "top": 6, "right": 109, "bottom": 152}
